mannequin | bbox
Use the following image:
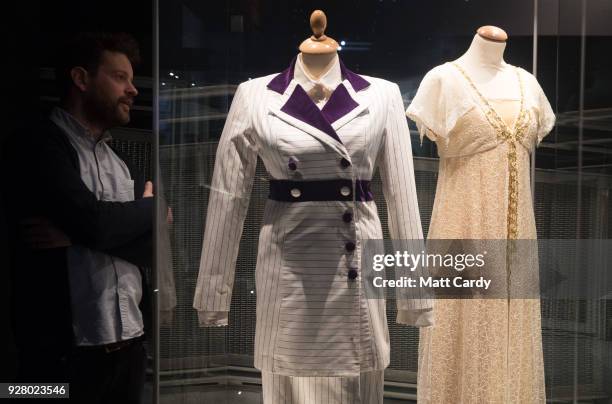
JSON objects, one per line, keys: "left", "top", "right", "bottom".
{"left": 455, "top": 26, "right": 520, "bottom": 102}
{"left": 194, "top": 8, "right": 431, "bottom": 404}
{"left": 406, "top": 25, "right": 554, "bottom": 404}
{"left": 298, "top": 10, "right": 338, "bottom": 80}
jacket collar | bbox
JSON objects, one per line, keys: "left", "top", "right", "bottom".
{"left": 267, "top": 55, "right": 370, "bottom": 95}
{"left": 266, "top": 56, "right": 370, "bottom": 156}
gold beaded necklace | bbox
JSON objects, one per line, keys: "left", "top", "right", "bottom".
{"left": 451, "top": 62, "right": 529, "bottom": 240}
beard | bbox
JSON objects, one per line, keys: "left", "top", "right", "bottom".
{"left": 83, "top": 89, "right": 132, "bottom": 129}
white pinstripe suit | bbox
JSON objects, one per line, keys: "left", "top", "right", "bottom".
{"left": 193, "top": 55, "right": 430, "bottom": 400}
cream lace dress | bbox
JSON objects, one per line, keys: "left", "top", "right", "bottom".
{"left": 406, "top": 62, "right": 556, "bottom": 403}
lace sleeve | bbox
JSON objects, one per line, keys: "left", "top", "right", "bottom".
{"left": 406, "top": 64, "right": 472, "bottom": 146}
{"left": 536, "top": 86, "right": 556, "bottom": 146}
{"left": 406, "top": 67, "right": 445, "bottom": 144}
{"left": 527, "top": 72, "right": 556, "bottom": 145}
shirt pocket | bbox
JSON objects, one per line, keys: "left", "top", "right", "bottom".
{"left": 114, "top": 178, "right": 135, "bottom": 202}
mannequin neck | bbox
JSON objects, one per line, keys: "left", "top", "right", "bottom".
{"left": 300, "top": 52, "right": 337, "bottom": 79}
{"left": 454, "top": 34, "right": 520, "bottom": 100}
{"left": 457, "top": 34, "right": 507, "bottom": 72}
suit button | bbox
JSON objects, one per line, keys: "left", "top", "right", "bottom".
{"left": 348, "top": 268, "right": 358, "bottom": 280}
{"left": 342, "top": 211, "right": 353, "bottom": 223}
{"left": 340, "top": 186, "right": 351, "bottom": 197}
{"left": 290, "top": 188, "right": 301, "bottom": 198}
{"left": 345, "top": 241, "right": 356, "bottom": 252}
{"left": 288, "top": 158, "right": 297, "bottom": 171}
{"left": 340, "top": 158, "right": 351, "bottom": 168}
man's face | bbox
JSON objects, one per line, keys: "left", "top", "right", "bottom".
{"left": 83, "top": 51, "right": 138, "bottom": 128}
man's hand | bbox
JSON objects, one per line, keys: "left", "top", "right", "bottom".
{"left": 143, "top": 181, "right": 154, "bottom": 198}
{"left": 20, "top": 217, "right": 72, "bottom": 249}
{"left": 142, "top": 180, "right": 173, "bottom": 225}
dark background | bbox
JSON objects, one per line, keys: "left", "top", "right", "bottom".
{"left": 0, "top": 0, "right": 153, "bottom": 382}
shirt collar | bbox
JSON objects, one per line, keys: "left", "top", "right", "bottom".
{"left": 293, "top": 53, "right": 342, "bottom": 92}
{"left": 50, "top": 107, "right": 112, "bottom": 143}
{"left": 267, "top": 55, "right": 370, "bottom": 95}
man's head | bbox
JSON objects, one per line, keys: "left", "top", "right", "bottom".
{"left": 57, "top": 32, "right": 140, "bottom": 129}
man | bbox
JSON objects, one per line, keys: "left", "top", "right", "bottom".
{"left": 3, "top": 32, "right": 153, "bottom": 403}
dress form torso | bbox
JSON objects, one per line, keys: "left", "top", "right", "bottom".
{"left": 455, "top": 34, "right": 520, "bottom": 101}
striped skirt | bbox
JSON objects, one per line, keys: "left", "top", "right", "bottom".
{"left": 261, "top": 370, "right": 384, "bottom": 404}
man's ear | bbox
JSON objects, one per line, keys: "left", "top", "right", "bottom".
{"left": 70, "top": 67, "right": 89, "bottom": 92}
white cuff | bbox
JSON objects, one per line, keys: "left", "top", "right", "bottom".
{"left": 197, "top": 311, "right": 229, "bottom": 327}
{"left": 396, "top": 309, "right": 434, "bottom": 327}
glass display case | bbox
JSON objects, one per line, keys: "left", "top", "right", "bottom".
{"left": 154, "top": 1, "right": 612, "bottom": 402}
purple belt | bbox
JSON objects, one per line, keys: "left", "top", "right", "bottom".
{"left": 268, "top": 179, "right": 373, "bottom": 202}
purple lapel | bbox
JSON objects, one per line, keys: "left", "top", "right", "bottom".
{"left": 321, "top": 83, "right": 359, "bottom": 124}
{"left": 267, "top": 56, "right": 297, "bottom": 94}
{"left": 280, "top": 84, "right": 341, "bottom": 143}
{"left": 338, "top": 59, "right": 370, "bottom": 92}
{"left": 268, "top": 56, "right": 370, "bottom": 144}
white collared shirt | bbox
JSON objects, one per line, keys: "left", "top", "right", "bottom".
{"left": 294, "top": 53, "right": 342, "bottom": 108}
{"left": 50, "top": 107, "right": 144, "bottom": 346}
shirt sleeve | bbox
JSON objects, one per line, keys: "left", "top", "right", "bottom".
{"left": 193, "top": 82, "right": 258, "bottom": 326}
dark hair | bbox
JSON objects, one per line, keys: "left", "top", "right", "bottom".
{"left": 56, "top": 32, "right": 141, "bottom": 98}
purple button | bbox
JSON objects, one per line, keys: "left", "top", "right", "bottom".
{"left": 345, "top": 241, "right": 356, "bottom": 252}
{"left": 342, "top": 211, "right": 353, "bottom": 223}
{"left": 340, "top": 158, "right": 351, "bottom": 168}
{"left": 288, "top": 158, "right": 297, "bottom": 171}
{"left": 348, "top": 268, "right": 358, "bottom": 280}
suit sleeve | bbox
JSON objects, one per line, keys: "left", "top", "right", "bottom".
{"left": 98, "top": 149, "right": 153, "bottom": 267}
{"left": 378, "top": 83, "right": 434, "bottom": 327}
{"left": 104, "top": 234, "right": 152, "bottom": 267}
{"left": 31, "top": 132, "right": 153, "bottom": 251}
{"left": 193, "top": 83, "right": 258, "bottom": 326}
